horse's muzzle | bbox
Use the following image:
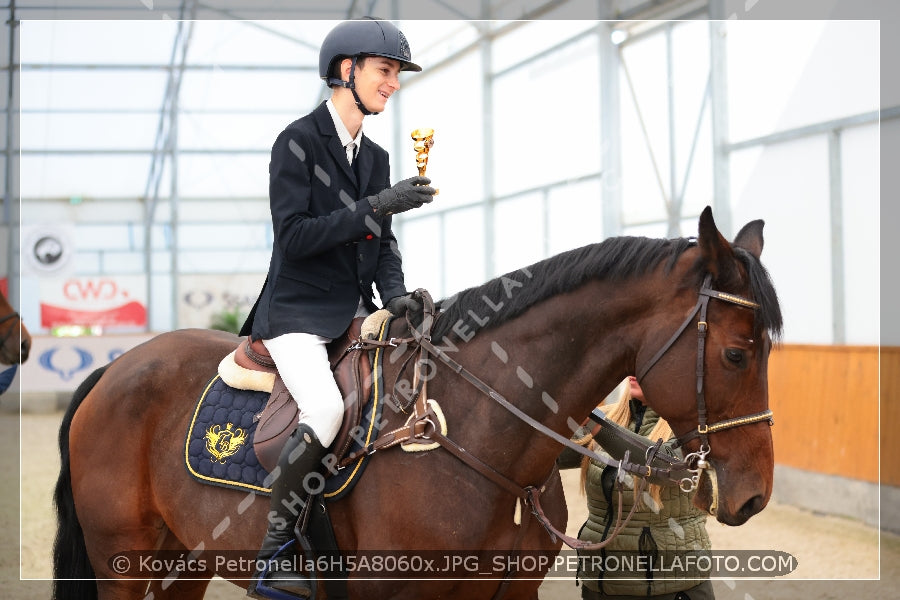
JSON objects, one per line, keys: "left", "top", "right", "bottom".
{"left": 697, "top": 464, "right": 768, "bottom": 526}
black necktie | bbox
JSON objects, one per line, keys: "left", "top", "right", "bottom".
{"left": 349, "top": 142, "right": 361, "bottom": 180}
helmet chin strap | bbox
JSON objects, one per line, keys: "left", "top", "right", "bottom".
{"left": 329, "top": 56, "right": 380, "bottom": 117}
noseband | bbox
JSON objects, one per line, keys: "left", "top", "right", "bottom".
{"left": 636, "top": 273, "right": 774, "bottom": 505}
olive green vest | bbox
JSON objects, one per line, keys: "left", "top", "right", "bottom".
{"left": 565, "top": 407, "right": 711, "bottom": 596}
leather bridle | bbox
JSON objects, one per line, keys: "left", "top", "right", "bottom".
{"left": 345, "top": 278, "right": 774, "bottom": 551}
{"left": 635, "top": 273, "right": 774, "bottom": 505}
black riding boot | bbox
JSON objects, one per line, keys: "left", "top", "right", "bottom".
{"left": 247, "top": 422, "right": 326, "bottom": 599}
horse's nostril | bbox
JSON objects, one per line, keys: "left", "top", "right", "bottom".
{"left": 739, "top": 494, "right": 765, "bottom": 520}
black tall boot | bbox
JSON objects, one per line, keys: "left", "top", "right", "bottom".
{"left": 247, "top": 422, "right": 326, "bottom": 599}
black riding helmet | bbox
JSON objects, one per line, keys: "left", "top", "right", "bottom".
{"left": 319, "top": 17, "right": 421, "bottom": 116}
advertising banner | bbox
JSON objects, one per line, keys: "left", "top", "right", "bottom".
{"left": 19, "top": 334, "right": 153, "bottom": 392}
{"left": 178, "top": 273, "right": 261, "bottom": 330}
{"left": 39, "top": 276, "right": 148, "bottom": 329}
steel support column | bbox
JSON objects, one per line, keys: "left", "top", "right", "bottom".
{"left": 665, "top": 23, "right": 681, "bottom": 237}
{"left": 598, "top": 10, "right": 622, "bottom": 239}
{"left": 4, "top": 2, "right": 17, "bottom": 304}
{"left": 143, "top": 10, "right": 194, "bottom": 330}
{"left": 828, "top": 130, "right": 845, "bottom": 344}
{"left": 708, "top": 0, "right": 732, "bottom": 236}
{"left": 479, "top": 9, "right": 495, "bottom": 278}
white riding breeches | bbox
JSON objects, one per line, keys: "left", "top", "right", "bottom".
{"left": 262, "top": 333, "right": 343, "bottom": 447}
{"left": 261, "top": 299, "right": 371, "bottom": 447}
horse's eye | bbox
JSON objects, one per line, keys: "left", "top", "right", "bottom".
{"left": 725, "top": 348, "right": 744, "bottom": 364}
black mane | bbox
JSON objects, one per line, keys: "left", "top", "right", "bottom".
{"left": 432, "top": 236, "right": 694, "bottom": 341}
{"left": 430, "top": 234, "right": 783, "bottom": 346}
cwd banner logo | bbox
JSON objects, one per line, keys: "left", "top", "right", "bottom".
{"left": 39, "top": 276, "right": 147, "bottom": 329}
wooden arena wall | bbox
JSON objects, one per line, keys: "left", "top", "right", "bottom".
{"left": 767, "top": 344, "right": 896, "bottom": 485}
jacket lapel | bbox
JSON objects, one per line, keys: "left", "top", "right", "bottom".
{"left": 329, "top": 136, "right": 357, "bottom": 185}
{"left": 313, "top": 102, "right": 358, "bottom": 189}
{"left": 355, "top": 136, "right": 373, "bottom": 193}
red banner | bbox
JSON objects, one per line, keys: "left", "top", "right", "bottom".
{"left": 40, "top": 301, "right": 146, "bottom": 328}
{"left": 39, "top": 276, "right": 147, "bottom": 329}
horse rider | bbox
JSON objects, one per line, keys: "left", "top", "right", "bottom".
{"left": 239, "top": 17, "right": 436, "bottom": 598}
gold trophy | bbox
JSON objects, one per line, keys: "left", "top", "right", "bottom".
{"left": 411, "top": 128, "right": 438, "bottom": 195}
{"left": 411, "top": 128, "right": 435, "bottom": 177}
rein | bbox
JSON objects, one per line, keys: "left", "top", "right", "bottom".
{"left": 345, "top": 277, "right": 773, "bottom": 549}
{"left": 346, "top": 293, "right": 690, "bottom": 484}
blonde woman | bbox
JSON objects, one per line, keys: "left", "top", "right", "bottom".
{"left": 558, "top": 376, "right": 714, "bottom": 600}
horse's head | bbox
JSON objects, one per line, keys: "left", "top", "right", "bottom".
{"left": 637, "top": 207, "right": 782, "bottom": 526}
{"left": 0, "top": 292, "right": 31, "bottom": 365}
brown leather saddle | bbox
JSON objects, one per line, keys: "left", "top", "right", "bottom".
{"left": 232, "top": 318, "right": 373, "bottom": 473}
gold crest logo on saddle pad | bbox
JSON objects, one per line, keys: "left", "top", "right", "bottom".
{"left": 204, "top": 422, "right": 247, "bottom": 463}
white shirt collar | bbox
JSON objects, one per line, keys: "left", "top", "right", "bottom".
{"left": 326, "top": 98, "right": 363, "bottom": 153}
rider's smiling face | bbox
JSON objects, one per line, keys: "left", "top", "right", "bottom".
{"left": 342, "top": 56, "right": 402, "bottom": 113}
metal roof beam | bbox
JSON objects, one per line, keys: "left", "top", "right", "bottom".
{"left": 15, "top": 63, "right": 316, "bottom": 72}
{"left": 726, "top": 106, "right": 900, "bottom": 152}
{"left": 20, "top": 148, "right": 271, "bottom": 154}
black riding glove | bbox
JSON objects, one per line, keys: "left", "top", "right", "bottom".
{"left": 368, "top": 176, "right": 436, "bottom": 216}
{"left": 385, "top": 293, "right": 424, "bottom": 329}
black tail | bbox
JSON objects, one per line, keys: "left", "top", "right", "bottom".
{"left": 52, "top": 365, "right": 108, "bottom": 600}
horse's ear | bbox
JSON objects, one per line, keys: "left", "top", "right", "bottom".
{"left": 697, "top": 206, "right": 737, "bottom": 282}
{"left": 732, "top": 219, "right": 765, "bottom": 260}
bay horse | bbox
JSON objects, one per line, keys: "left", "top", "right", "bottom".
{"left": 53, "top": 207, "right": 781, "bottom": 600}
{"left": 0, "top": 288, "right": 31, "bottom": 364}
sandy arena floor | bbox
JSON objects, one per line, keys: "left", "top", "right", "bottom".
{"left": 2, "top": 411, "right": 897, "bottom": 599}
